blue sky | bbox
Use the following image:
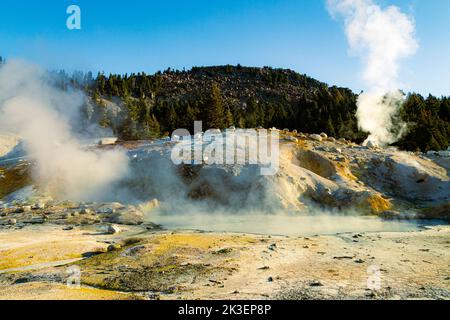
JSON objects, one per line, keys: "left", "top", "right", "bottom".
{"left": 0, "top": 0, "right": 449, "bottom": 95}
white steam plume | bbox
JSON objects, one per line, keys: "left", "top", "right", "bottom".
{"left": 0, "top": 60, "right": 129, "bottom": 201}
{"left": 327, "top": 0, "right": 418, "bottom": 146}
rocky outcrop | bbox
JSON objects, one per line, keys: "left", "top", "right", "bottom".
{"left": 0, "top": 133, "right": 448, "bottom": 222}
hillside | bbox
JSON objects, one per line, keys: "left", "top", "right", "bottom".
{"left": 63, "top": 65, "right": 449, "bottom": 151}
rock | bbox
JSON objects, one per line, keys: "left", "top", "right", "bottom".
{"left": 365, "top": 140, "right": 378, "bottom": 149}
{"left": 106, "top": 206, "right": 144, "bottom": 225}
{"left": 32, "top": 202, "right": 45, "bottom": 210}
{"left": 327, "top": 137, "right": 336, "bottom": 142}
{"left": 106, "top": 225, "right": 121, "bottom": 234}
{"left": 0, "top": 211, "right": 7, "bottom": 217}
{"left": 148, "top": 292, "right": 160, "bottom": 300}
{"left": 213, "top": 248, "right": 232, "bottom": 255}
{"left": 22, "top": 206, "right": 32, "bottom": 212}
{"left": 63, "top": 212, "right": 72, "bottom": 219}
{"left": 285, "top": 136, "right": 298, "bottom": 143}
{"left": 107, "top": 244, "right": 122, "bottom": 252}
{"left": 80, "top": 208, "right": 92, "bottom": 215}
{"left": 310, "top": 134, "right": 323, "bottom": 142}
{"left": 355, "top": 259, "right": 365, "bottom": 264}
{"left": 292, "top": 130, "right": 298, "bottom": 134}
{"left": 121, "top": 245, "right": 146, "bottom": 257}
{"left": 267, "top": 276, "right": 274, "bottom": 282}
{"left": 28, "top": 216, "right": 45, "bottom": 224}
{"left": 309, "top": 280, "right": 323, "bottom": 287}
{"left": 72, "top": 211, "right": 80, "bottom": 217}
{"left": 98, "top": 137, "right": 118, "bottom": 145}
{"left": 380, "top": 210, "right": 405, "bottom": 220}
{"left": 14, "top": 207, "right": 24, "bottom": 213}
{"left": 63, "top": 226, "right": 74, "bottom": 231}
{"left": 320, "top": 132, "right": 328, "bottom": 139}
{"left": 7, "top": 218, "right": 17, "bottom": 225}
{"left": 268, "top": 243, "right": 277, "bottom": 251}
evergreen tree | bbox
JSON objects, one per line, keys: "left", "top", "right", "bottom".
{"left": 206, "top": 83, "right": 226, "bottom": 129}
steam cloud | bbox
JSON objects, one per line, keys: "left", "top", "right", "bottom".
{"left": 327, "top": 0, "right": 418, "bottom": 146}
{"left": 0, "top": 60, "right": 129, "bottom": 201}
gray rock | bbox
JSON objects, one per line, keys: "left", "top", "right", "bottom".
{"left": 310, "top": 134, "right": 323, "bottom": 142}
{"left": 309, "top": 280, "right": 323, "bottom": 287}
{"left": 106, "top": 225, "right": 121, "bottom": 234}
{"left": 107, "top": 244, "right": 122, "bottom": 252}
{"left": 121, "top": 245, "right": 146, "bottom": 257}
{"left": 28, "top": 216, "right": 45, "bottom": 224}
{"left": 8, "top": 218, "right": 17, "bottom": 225}
{"left": 106, "top": 207, "right": 144, "bottom": 225}
{"left": 32, "top": 203, "right": 46, "bottom": 210}
{"left": 80, "top": 208, "right": 92, "bottom": 215}
{"left": 285, "top": 136, "right": 298, "bottom": 142}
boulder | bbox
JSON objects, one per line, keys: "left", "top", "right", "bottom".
{"left": 107, "top": 243, "right": 122, "bottom": 251}
{"left": 320, "top": 132, "right": 328, "bottom": 139}
{"left": 106, "top": 206, "right": 144, "bottom": 225}
{"left": 365, "top": 140, "right": 378, "bottom": 149}
{"left": 32, "top": 202, "right": 46, "bottom": 210}
{"left": 80, "top": 208, "right": 92, "bottom": 215}
{"left": 106, "top": 225, "right": 121, "bottom": 234}
{"left": 98, "top": 137, "right": 118, "bottom": 145}
{"left": 310, "top": 134, "right": 323, "bottom": 142}
{"left": 285, "top": 136, "right": 298, "bottom": 143}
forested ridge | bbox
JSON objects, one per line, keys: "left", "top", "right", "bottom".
{"left": 1, "top": 57, "right": 448, "bottom": 152}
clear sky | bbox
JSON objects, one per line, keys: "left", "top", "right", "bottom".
{"left": 0, "top": 0, "right": 448, "bottom": 96}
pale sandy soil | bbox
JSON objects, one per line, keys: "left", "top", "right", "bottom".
{"left": 0, "top": 223, "right": 448, "bottom": 300}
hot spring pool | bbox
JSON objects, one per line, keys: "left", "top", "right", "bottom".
{"left": 149, "top": 213, "right": 445, "bottom": 236}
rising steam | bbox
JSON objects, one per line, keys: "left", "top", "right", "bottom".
{"left": 327, "top": 0, "right": 418, "bottom": 146}
{"left": 0, "top": 60, "right": 129, "bottom": 201}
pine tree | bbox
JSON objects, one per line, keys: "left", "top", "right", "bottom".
{"left": 225, "top": 106, "right": 234, "bottom": 128}
{"left": 206, "top": 83, "right": 226, "bottom": 129}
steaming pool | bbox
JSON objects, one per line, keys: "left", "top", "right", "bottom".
{"left": 149, "top": 213, "right": 446, "bottom": 237}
